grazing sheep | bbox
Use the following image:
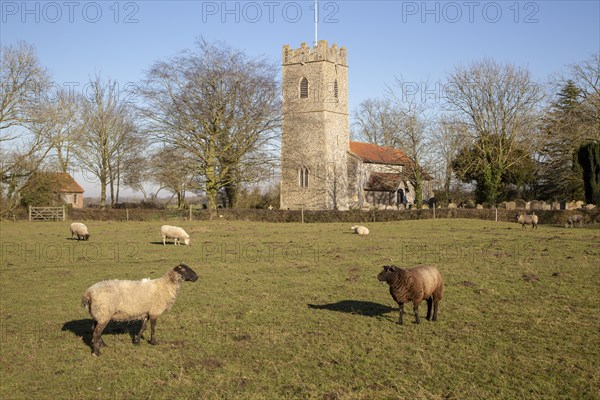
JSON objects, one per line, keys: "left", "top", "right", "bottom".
{"left": 351, "top": 225, "right": 369, "bottom": 235}
{"left": 70, "top": 222, "right": 90, "bottom": 241}
{"left": 377, "top": 265, "right": 444, "bottom": 325}
{"left": 160, "top": 225, "right": 190, "bottom": 246}
{"left": 516, "top": 212, "right": 538, "bottom": 229}
{"left": 82, "top": 263, "right": 198, "bottom": 356}
{"left": 566, "top": 214, "right": 584, "bottom": 228}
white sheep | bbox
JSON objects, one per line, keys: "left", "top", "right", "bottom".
{"left": 351, "top": 225, "right": 369, "bottom": 235}
{"left": 516, "top": 212, "right": 538, "bottom": 229}
{"left": 70, "top": 222, "right": 90, "bottom": 241}
{"left": 160, "top": 225, "right": 190, "bottom": 246}
{"left": 81, "top": 263, "right": 198, "bottom": 356}
{"left": 565, "top": 214, "right": 584, "bottom": 228}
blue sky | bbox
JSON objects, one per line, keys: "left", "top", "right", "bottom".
{"left": 2, "top": 0, "right": 599, "bottom": 196}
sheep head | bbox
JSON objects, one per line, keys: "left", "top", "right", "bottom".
{"left": 377, "top": 265, "right": 401, "bottom": 282}
{"left": 170, "top": 263, "right": 198, "bottom": 283}
{"left": 183, "top": 237, "right": 190, "bottom": 245}
{"left": 83, "top": 234, "right": 90, "bottom": 241}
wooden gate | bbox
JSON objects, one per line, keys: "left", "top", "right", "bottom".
{"left": 28, "top": 206, "right": 65, "bottom": 221}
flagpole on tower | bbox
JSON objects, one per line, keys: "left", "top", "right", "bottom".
{"left": 314, "top": 0, "right": 318, "bottom": 46}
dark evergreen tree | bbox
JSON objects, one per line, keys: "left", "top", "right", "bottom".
{"left": 537, "top": 80, "right": 586, "bottom": 200}
{"left": 577, "top": 141, "right": 600, "bottom": 205}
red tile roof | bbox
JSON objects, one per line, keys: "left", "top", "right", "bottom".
{"left": 349, "top": 141, "right": 410, "bottom": 165}
{"left": 46, "top": 172, "right": 85, "bottom": 193}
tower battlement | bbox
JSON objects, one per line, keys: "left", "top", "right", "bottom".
{"left": 282, "top": 40, "right": 347, "bottom": 66}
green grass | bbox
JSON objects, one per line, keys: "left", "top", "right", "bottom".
{"left": 0, "top": 219, "right": 598, "bottom": 399}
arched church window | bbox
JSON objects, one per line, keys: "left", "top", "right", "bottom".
{"left": 300, "top": 77, "right": 309, "bottom": 99}
{"left": 299, "top": 167, "right": 309, "bottom": 188}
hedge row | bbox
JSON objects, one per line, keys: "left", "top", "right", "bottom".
{"left": 10, "top": 207, "right": 596, "bottom": 225}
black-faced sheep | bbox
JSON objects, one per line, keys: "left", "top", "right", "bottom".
{"left": 160, "top": 225, "right": 190, "bottom": 246}
{"left": 377, "top": 265, "right": 444, "bottom": 325}
{"left": 565, "top": 214, "right": 584, "bottom": 228}
{"left": 351, "top": 225, "right": 369, "bottom": 235}
{"left": 70, "top": 222, "right": 90, "bottom": 240}
{"left": 516, "top": 212, "right": 538, "bottom": 229}
{"left": 81, "top": 263, "right": 198, "bottom": 356}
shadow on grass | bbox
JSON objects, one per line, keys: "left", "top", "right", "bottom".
{"left": 62, "top": 319, "right": 142, "bottom": 348}
{"left": 307, "top": 300, "right": 395, "bottom": 317}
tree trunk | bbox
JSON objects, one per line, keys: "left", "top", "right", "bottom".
{"left": 224, "top": 183, "right": 238, "bottom": 208}
{"left": 444, "top": 163, "right": 452, "bottom": 201}
{"left": 115, "top": 166, "right": 120, "bottom": 205}
{"left": 100, "top": 175, "right": 107, "bottom": 210}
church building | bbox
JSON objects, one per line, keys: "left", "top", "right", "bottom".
{"left": 280, "top": 40, "right": 433, "bottom": 210}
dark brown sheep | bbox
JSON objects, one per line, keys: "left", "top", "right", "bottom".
{"left": 377, "top": 265, "right": 444, "bottom": 325}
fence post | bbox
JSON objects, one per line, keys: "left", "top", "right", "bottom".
{"left": 62, "top": 205, "right": 66, "bottom": 221}
{"left": 495, "top": 208, "right": 498, "bottom": 222}
{"left": 126, "top": 208, "right": 129, "bottom": 221}
{"left": 301, "top": 206, "right": 304, "bottom": 224}
{"left": 189, "top": 204, "right": 193, "bottom": 221}
{"left": 28, "top": 206, "right": 32, "bottom": 221}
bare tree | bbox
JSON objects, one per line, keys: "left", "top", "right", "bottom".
{"left": 0, "top": 41, "right": 52, "bottom": 215}
{"left": 444, "top": 58, "right": 544, "bottom": 204}
{"left": 139, "top": 39, "right": 280, "bottom": 212}
{"left": 121, "top": 149, "right": 151, "bottom": 200}
{"left": 25, "top": 87, "right": 81, "bottom": 173}
{"left": 352, "top": 98, "right": 403, "bottom": 147}
{"left": 149, "top": 145, "right": 195, "bottom": 208}
{"left": 0, "top": 41, "right": 50, "bottom": 133}
{"left": 74, "top": 75, "right": 137, "bottom": 209}
{"left": 431, "top": 116, "right": 468, "bottom": 202}
{"left": 568, "top": 53, "right": 600, "bottom": 136}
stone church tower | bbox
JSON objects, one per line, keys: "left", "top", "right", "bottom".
{"left": 280, "top": 40, "right": 350, "bottom": 210}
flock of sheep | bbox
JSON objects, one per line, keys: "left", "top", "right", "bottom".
{"left": 71, "top": 213, "right": 585, "bottom": 356}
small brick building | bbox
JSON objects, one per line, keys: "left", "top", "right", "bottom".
{"left": 43, "top": 172, "right": 85, "bottom": 208}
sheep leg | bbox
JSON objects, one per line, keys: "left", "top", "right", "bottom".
{"left": 92, "top": 321, "right": 108, "bottom": 356}
{"left": 162, "top": 236, "right": 166, "bottom": 246}
{"left": 425, "top": 297, "right": 433, "bottom": 321}
{"left": 134, "top": 317, "right": 149, "bottom": 344}
{"left": 432, "top": 300, "right": 439, "bottom": 322}
{"left": 398, "top": 303, "right": 404, "bottom": 325}
{"left": 413, "top": 303, "right": 421, "bottom": 324}
{"left": 91, "top": 321, "right": 107, "bottom": 347}
{"left": 148, "top": 316, "right": 158, "bottom": 345}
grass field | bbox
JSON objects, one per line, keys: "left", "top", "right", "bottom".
{"left": 0, "top": 219, "right": 598, "bottom": 399}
